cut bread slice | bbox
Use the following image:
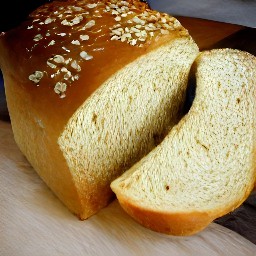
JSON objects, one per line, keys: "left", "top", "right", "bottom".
{"left": 111, "top": 48, "right": 256, "bottom": 236}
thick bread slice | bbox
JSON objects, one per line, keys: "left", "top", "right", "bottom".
{"left": 0, "top": 0, "right": 199, "bottom": 219}
{"left": 111, "top": 48, "right": 256, "bottom": 235}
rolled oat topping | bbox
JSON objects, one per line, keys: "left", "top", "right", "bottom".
{"left": 29, "top": 71, "right": 44, "bottom": 84}
{"left": 26, "top": 0, "right": 186, "bottom": 98}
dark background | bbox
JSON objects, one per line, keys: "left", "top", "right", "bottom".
{"left": 0, "top": 0, "right": 53, "bottom": 32}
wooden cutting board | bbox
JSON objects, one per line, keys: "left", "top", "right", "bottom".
{"left": 177, "top": 16, "right": 243, "bottom": 50}
{"left": 1, "top": 18, "right": 256, "bottom": 256}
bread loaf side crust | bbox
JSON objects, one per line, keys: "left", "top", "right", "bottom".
{"left": 118, "top": 195, "right": 213, "bottom": 236}
{"left": 0, "top": 0, "right": 199, "bottom": 218}
{"left": 114, "top": 180, "right": 255, "bottom": 236}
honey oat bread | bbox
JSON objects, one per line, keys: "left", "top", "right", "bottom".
{"left": 111, "top": 48, "right": 256, "bottom": 235}
{"left": 0, "top": 0, "right": 199, "bottom": 219}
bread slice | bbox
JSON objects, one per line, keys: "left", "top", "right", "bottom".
{"left": 0, "top": 0, "right": 199, "bottom": 219}
{"left": 111, "top": 48, "right": 256, "bottom": 235}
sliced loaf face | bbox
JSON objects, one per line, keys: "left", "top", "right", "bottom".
{"left": 0, "top": 0, "right": 199, "bottom": 219}
{"left": 58, "top": 38, "right": 198, "bottom": 219}
{"left": 111, "top": 48, "right": 256, "bottom": 235}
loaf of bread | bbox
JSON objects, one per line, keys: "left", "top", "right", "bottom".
{"left": 0, "top": 0, "right": 199, "bottom": 219}
{"left": 111, "top": 48, "right": 256, "bottom": 235}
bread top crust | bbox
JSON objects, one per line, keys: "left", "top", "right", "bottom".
{"left": 0, "top": 0, "right": 191, "bottom": 133}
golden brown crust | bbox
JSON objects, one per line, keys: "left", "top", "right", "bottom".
{"left": 0, "top": 0, "right": 188, "bottom": 132}
{"left": 3, "top": 74, "right": 83, "bottom": 215}
{"left": 117, "top": 195, "right": 214, "bottom": 236}
{"left": 0, "top": 0, "right": 194, "bottom": 219}
{"left": 116, "top": 181, "right": 256, "bottom": 236}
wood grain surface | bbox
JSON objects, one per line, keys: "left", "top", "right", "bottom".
{"left": 177, "top": 16, "right": 243, "bottom": 50}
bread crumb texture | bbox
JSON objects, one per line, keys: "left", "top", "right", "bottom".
{"left": 58, "top": 41, "right": 198, "bottom": 209}
{"left": 22, "top": 0, "right": 188, "bottom": 98}
{"left": 111, "top": 48, "right": 256, "bottom": 235}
